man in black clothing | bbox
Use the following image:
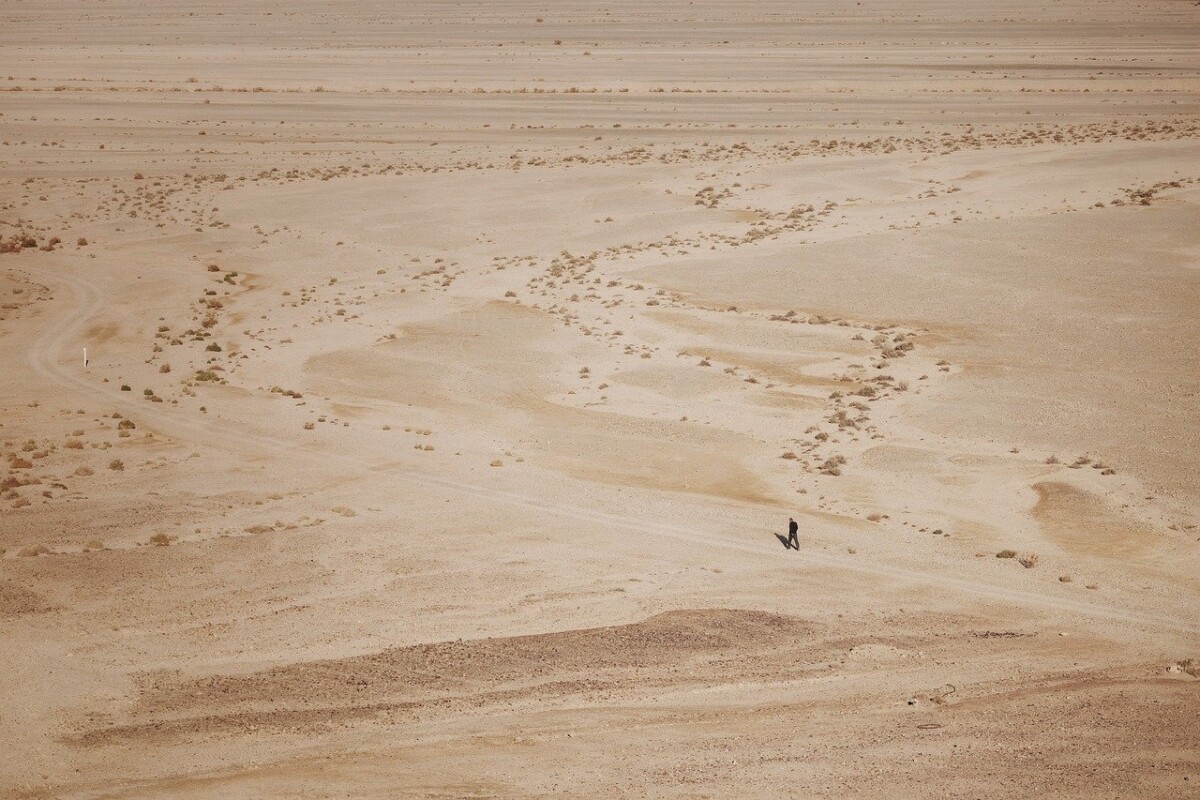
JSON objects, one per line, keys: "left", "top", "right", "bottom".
{"left": 787, "top": 517, "right": 799, "bottom": 550}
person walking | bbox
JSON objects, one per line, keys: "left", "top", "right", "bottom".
{"left": 787, "top": 517, "right": 799, "bottom": 550}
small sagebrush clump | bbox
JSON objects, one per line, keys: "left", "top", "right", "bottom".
{"left": 996, "top": 549, "right": 1017, "bottom": 559}
{"left": 147, "top": 533, "right": 171, "bottom": 546}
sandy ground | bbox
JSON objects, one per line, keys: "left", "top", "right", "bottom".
{"left": 1, "top": 1, "right": 1199, "bottom": 797}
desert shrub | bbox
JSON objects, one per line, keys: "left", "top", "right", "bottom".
{"left": 1018, "top": 554, "right": 1039, "bottom": 569}
{"left": 206, "top": 343, "right": 222, "bottom": 352}
{"left": 108, "top": 459, "right": 124, "bottom": 471}
{"left": 19, "top": 544, "right": 51, "bottom": 557}
{"left": 118, "top": 419, "right": 135, "bottom": 430}
{"left": 996, "top": 549, "right": 1017, "bottom": 559}
{"left": 819, "top": 455, "right": 847, "bottom": 476}
{"left": 147, "top": 533, "right": 171, "bottom": 546}
{"left": 74, "top": 466, "right": 94, "bottom": 476}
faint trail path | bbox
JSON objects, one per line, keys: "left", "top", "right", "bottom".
{"left": 25, "top": 266, "right": 1200, "bottom": 637}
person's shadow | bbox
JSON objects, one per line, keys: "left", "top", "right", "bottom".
{"left": 774, "top": 533, "right": 794, "bottom": 550}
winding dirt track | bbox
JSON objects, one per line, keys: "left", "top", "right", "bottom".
{"left": 28, "top": 266, "right": 1200, "bottom": 637}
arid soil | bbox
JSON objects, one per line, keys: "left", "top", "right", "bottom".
{"left": 1, "top": 1, "right": 1198, "bottom": 797}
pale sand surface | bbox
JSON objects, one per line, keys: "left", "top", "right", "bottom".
{"left": 1, "top": 1, "right": 1199, "bottom": 797}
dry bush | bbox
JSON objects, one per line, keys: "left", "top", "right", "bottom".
{"left": 19, "top": 544, "right": 51, "bottom": 557}
{"left": 108, "top": 459, "right": 124, "bottom": 471}
{"left": 147, "top": 532, "right": 171, "bottom": 546}
{"left": 996, "top": 549, "right": 1017, "bottom": 559}
{"left": 490, "top": 459, "right": 503, "bottom": 467}
{"left": 65, "top": 439, "right": 84, "bottom": 450}
{"left": 12, "top": 497, "right": 31, "bottom": 509}
{"left": 74, "top": 465, "right": 94, "bottom": 476}
{"left": 244, "top": 524, "right": 273, "bottom": 534}
{"left": 866, "top": 513, "right": 883, "bottom": 522}
{"left": 819, "top": 455, "right": 847, "bottom": 476}
{"left": 118, "top": 418, "right": 135, "bottom": 430}
{"left": 332, "top": 506, "right": 357, "bottom": 517}
{"left": 83, "top": 540, "right": 104, "bottom": 551}
{"left": 159, "top": 364, "right": 171, "bottom": 373}
{"left": 1018, "top": 554, "right": 1039, "bottom": 569}
{"left": 1059, "top": 575, "right": 1073, "bottom": 583}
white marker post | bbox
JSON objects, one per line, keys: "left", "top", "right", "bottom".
{"left": 83, "top": 348, "right": 88, "bottom": 367}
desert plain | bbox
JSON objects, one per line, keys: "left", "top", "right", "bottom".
{"left": 1, "top": 1, "right": 1199, "bottom": 797}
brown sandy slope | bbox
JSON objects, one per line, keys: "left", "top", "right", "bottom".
{"left": 1, "top": 1, "right": 1198, "bottom": 797}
